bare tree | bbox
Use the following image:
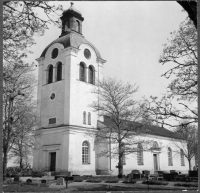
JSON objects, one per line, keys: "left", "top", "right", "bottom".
{"left": 3, "top": 1, "right": 63, "bottom": 65}
{"left": 144, "top": 18, "right": 197, "bottom": 128}
{"left": 89, "top": 78, "right": 151, "bottom": 177}
{"left": 144, "top": 95, "right": 197, "bottom": 128}
{"left": 3, "top": 63, "right": 36, "bottom": 178}
{"left": 172, "top": 124, "right": 197, "bottom": 170}
{"left": 9, "top": 106, "right": 36, "bottom": 170}
{"left": 159, "top": 18, "right": 197, "bottom": 102}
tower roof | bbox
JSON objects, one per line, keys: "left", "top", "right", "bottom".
{"left": 40, "top": 31, "right": 103, "bottom": 60}
{"left": 63, "top": 2, "right": 82, "bottom": 15}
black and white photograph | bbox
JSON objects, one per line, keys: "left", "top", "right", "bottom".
{"left": 3, "top": 1, "right": 198, "bottom": 192}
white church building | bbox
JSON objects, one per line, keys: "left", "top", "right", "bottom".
{"left": 33, "top": 3, "right": 195, "bottom": 176}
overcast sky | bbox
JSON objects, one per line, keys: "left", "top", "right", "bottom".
{"left": 29, "top": 1, "right": 188, "bottom": 100}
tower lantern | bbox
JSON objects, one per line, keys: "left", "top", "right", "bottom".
{"left": 60, "top": 2, "right": 84, "bottom": 36}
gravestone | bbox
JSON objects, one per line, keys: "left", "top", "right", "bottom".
{"left": 56, "top": 177, "right": 65, "bottom": 185}
{"left": 26, "top": 179, "right": 32, "bottom": 184}
{"left": 14, "top": 177, "right": 19, "bottom": 182}
{"left": 41, "top": 179, "right": 46, "bottom": 184}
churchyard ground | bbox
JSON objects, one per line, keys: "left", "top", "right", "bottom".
{"left": 3, "top": 176, "right": 198, "bottom": 192}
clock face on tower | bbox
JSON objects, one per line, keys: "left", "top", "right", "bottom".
{"left": 84, "top": 49, "right": 91, "bottom": 59}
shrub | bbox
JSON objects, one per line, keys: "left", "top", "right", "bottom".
{"left": 142, "top": 180, "right": 168, "bottom": 186}
{"left": 86, "top": 179, "right": 102, "bottom": 183}
{"left": 73, "top": 179, "right": 83, "bottom": 182}
{"left": 174, "top": 183, "right": 198, "bottom": 187}
{"left": 6, "top": 180, "right": 13, "bottom": 184}
{"left": 105, "top": 179, "right": 119, "bottom": 183}
{"left": 31, "top": 171, "right": 43, "bottom": 177}
{"left": 122, "top": 179, "right": 136, "bottom": 184}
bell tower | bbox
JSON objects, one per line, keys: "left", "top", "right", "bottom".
{"left": 33, "top": 3, "right": 107, "bottom": 174}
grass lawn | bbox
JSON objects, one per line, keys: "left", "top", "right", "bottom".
{"left": 3, "top": 184, "right": 64, "bottom": 192}
{"left": 3, "top": 176, "right": 198, "bottom": 192}
{"left": 72, "top": 183, "right": 197, "bottom": 191}
{"left": 3, "top": 183, "right": 198, "bottom": 192}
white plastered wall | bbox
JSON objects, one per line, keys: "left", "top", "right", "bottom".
{"left": 107, "top": 134, "right": 195, "bottom": 175}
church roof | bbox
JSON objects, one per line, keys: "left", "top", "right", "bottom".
{"left": 99, "top": 116, "right": 180, "bottom": 140}
{"left": 40, "top": 32, "right": 102, "bottom": 59}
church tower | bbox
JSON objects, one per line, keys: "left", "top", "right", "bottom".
{"left": 33, "top": 3, "right": 108, "bottom": 175}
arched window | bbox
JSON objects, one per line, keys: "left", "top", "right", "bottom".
{"left": 151, "top": 141, "right": 160, "bottom": 151}
{"left": 47, "top": 65, "right": 53, "bottom": 84}
{"left": 65, "top": 20, "right": 70, "bottom": 31}
{"left": 82, "top": 141, "right": 89, "bottom": 164}
{"left": 79, "top": 62, "right": 86, "bottom": 82}
{"left": 152, "top": 141, "right": 159, "bottom": 148}
{"left": 76, "top": 20, "right": 80, "bottom": 32}
{"left": 56, "top": 62, "right": 62, "bottom": 81}
{"left": 168, "top": 147, "right": 173, "bottom": 166}
{"left": 88, "top": 65, "right": 95, "bottom": 84}
{"left": 180, "top": 149, "right": 185, "bottom": 166}
{"left": 88, "top": 112, "right": 91, "bottom": 125}
{"left": 137, "top": 143, "right": 143, "bottom": 165}
{"left": 83, "top": 111, "right": 86, "bottom": 124}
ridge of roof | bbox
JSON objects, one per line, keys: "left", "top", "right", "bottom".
{"left": 98, "top": 116, "right": 181, "bottom": 140}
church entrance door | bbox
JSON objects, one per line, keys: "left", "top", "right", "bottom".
{"left": 50, "top": 152, "right": 56, "bottom": 171}
{"left": 153, "top": 154, "right": 158, "bottom": 171}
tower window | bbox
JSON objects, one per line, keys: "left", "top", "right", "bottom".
{"left": 82, "top": 141, "right": 90, "bottom": 164}
{"left": 88, "top": 112, "right": 91, "bottom": 125}
{"left": 83, "top": 111, "right": 86, "bottom": 124}
{"left": 49, "top": 118, "right": 56, "bottom": 124}
{"left": 64, "top": 20, "right": 70, "bottom": 31}
{"left": 56, "top": 62, "right": 62, "bottom": 81}
{"left": 79, "top": 62, "right": 86, "bottom": 82}
{"left": 47, "top": 65, "right": 53, "bottom": 84}
{"left": 76, "top": 20, "right": 80, "bottom": 33}
{"left": 52, "top": 48, "right": 58, "bottom": 59}
{"left": 88, "top": 65, "right": 95, "bottom": 84}
{"left": 168, "top": 147, "right": 173, "bottom": 166}
{"left": 137, "top": 143, "right": 143, "bottom": 165}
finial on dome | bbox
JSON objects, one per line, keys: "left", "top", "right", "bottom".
{"left": 70, "top": 2, "right": 74, "bottom": 7}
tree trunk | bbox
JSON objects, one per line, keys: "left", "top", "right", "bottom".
{"left": 20, "top": 156, "right": 23, "bottom": 170}
{"left": 19, "top": 140, "right": 24, "bottom": 170}
{"left": 118, "top": 154, "right": 123, "bottom": 178}
{"left": 3, "top": 150, "right": 8, "bottom": 180}
{"left": 118, "top": 143, "right": 123, "bottom": 178}
{"left": 188, "top": 159, "right": 191, "bottom": 171}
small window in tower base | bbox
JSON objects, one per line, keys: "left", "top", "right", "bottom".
{"left": 49, "top": 118, "right": 56, "bottom": 124}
